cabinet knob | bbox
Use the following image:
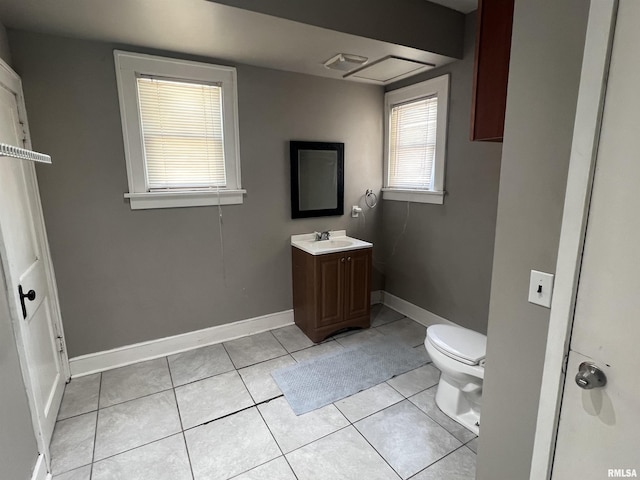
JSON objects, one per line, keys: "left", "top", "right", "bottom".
{"left": 341, "top": 257, "right": 345, "bottom": 262}
{"left": 347, "top": 256, "right": 351, "bottom": 261}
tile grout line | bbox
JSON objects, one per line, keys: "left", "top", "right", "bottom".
{"left": 165, "top": 356, "right": 185, "bottom": 431}
{"left": 89, "top": 372, "right": 102, "bottom": 479}
{"left": 56, "top": 407, "right": 100, "bottom": 423}
{"left": 346, "top": 393, "right": 465, "bottom": 480}
{"left": 281, "top": 455, "right": 300, "bottom": 480}
{"left": 71, "top": 360, "right": 197, "bottom": 476}
{"left": 349, "top": 423, "right": 404, "bottom": 480}
{"left": 396, "top": 384, "right": 477, "bottom": 445}
{"left": 229, "top": 335, "right": 361, "bottom": 477}
{"left": 86, "top": 433, "right": 184, "bottom": 467}
{"left": 180, "top": 393, "right": 287, "bottom": 434}
{"left": 290, "top": 340, "right": 345, "bottom": 364}
{"left": 221, "top": 342, "right": 297, "bottom": 479}
{"left": 233, "top": 349, "right": 264, "bottom": 406}
{"left": 406, "top": 443, "right": 475, "bottom": 479}
{"left": 283, "top": 423, "right": 354, "bottom": 456}
{"left": 269, "top": 401, "right": 353, "bottom": 458}
{"left": 173, "top": 367, "right": 236, "bottom": 390}
{"left": 224, "top": 330, "right": 290, "bottom": 370}
{"left": 88, "top": 351, "right": 246, "bottom": 411}
{"left": 335, "top": 394, "right": 406, "bottom": 425}
{"left": 230, "top": 351, "right": 292, "bottom": 370}
{"left": 464, "top": 437, "right": 479, "bottom": 454}
{"left": 406, "top": 387, "right": 478, "bottom": 444}
{"left": 236, "top": 353, "right": 297, "bottom": 404}
{"left": 268, "top": 327, "right": 293, "bottom": 354}
{"left": 84, "top": 361, "right": 193, "bottom": 467}
{"left": 96, "top": 386, "right": 175, "bottom": 411}
{"left": 165, "top": 356, "right": 197, "bottom": 480}
{"left": 342, "top": 389, "right": 427, "bottom": 479}
{"left": 251, "top": 395, "right": 295, "bottom": 479}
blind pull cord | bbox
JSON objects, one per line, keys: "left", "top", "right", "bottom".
{"left": 216, "top": 186, "right": 228, "bottom": 288}
{"left": 390, "top": 201, "right": 411, "bottom": 258}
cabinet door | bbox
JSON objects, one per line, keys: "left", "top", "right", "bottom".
{"left": 315, "top": 252, "right": 345, "bottom": 327}
{"left": 344, "top": 249, "right": 371, "bottom": 321}
{"left": 470, "top": 0, "right": 514, "bottom": 141}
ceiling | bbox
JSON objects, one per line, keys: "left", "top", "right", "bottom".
{"left": 0, "top": 0, "right": 467, "bottom": 83}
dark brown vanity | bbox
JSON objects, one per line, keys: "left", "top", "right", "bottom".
{"left": 291, "top": 232, "right": 372, "bottom": 342}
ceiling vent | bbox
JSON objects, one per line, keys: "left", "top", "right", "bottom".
{"left": 344, "top": 56, "right": 435, "bottom": 84}
{"left": 323, "top": 53, "right": 369, "bottom": 72}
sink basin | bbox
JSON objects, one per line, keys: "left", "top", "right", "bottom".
{"left": 291, "top": 230, "right": 373, "bottom": 255}
{"left": 311, "top": 239, "right": 353, "bottom": 250}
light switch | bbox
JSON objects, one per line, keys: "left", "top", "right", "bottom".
{"left": 528, "top": 270, "right": 554, "bottom": 308}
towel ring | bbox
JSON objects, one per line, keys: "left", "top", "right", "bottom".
{"left": 365, "top": 189, "right": 378, "bottom": 208}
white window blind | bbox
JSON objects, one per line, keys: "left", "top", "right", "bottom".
{"left": 388, "top": 95, "right": 438, "bottom": 190}
{"left": 136, "top": 77, "right": 227, "bottom": 190}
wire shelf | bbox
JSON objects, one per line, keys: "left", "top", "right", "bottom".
{"left": 0, "top": 142, "right": 51, "bottom": 164}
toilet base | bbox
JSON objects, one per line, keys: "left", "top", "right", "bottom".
{"left": 434, "top": 375, "right": 481, "bottom": 436}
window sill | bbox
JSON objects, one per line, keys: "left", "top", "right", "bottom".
{"left": 124, "top": 189, "right": 246, "bottom": 210}
{"left": 381, "top": 188, "right": 445, "bottom": 205}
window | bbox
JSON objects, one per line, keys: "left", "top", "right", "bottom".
{"left": 383, "top": 74, "right": 449, "bottom": 204}
{"left": 114, "top": 51, "right": 244, "bottom": 209}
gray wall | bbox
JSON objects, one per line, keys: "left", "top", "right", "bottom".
{"left": 0, "top": 22, "right": 11, "bottom": 64}
{"left": 211, "top": 0, "right": 465, "bottom": 59}
{"left": 477, "top": 1, "right": 590, "bottom": 479}
{"left": 8, "top": 30, "right": 384, "bottom": 358}
{"left": 0, "top": 22, "right": 39, "bottom": 480}
{"left": 379, "top": 12, "right": 502, "bottom": 334}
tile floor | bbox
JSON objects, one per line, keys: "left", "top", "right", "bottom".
{"left": 51, "top": 305, "right": 478, "bottom": 480}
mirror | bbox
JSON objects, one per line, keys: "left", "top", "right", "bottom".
{"left": 290, "top": 141, "right": 344, "bottom": 219}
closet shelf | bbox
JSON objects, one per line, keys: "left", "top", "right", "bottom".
{"left": 0, "top": 142, "right": 51, "bottom": 164}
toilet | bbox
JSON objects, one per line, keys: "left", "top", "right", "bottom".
{"left": 424, "top": 324, "right": 487, "bottom": 435}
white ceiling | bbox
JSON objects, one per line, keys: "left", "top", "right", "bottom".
{"left": 0, "top": 0, "right": 457, "bottom": 83}
{"left": 428, "top": 0, "right": 478, "bottom": 14}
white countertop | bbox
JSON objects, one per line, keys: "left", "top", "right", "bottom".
{"left": 291, "top": 230, "right": 373, "bottom": 256}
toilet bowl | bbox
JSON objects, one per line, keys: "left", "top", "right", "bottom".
{"left": 425, "top": 324, "right": 486, "bottom": 435}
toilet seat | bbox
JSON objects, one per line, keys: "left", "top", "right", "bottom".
{"left": 427, "top": 325, "right": 486, "bottom": 366}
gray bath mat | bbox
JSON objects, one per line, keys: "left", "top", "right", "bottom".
{"left": 271, "top": 336, "right": 429, "bottom": 415}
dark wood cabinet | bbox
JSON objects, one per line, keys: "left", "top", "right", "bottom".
{"left": 292, "top": 246, "right": 371, "bottom": 342}
{"left": 470, "top": 0, "right": 514, "bottom": 142}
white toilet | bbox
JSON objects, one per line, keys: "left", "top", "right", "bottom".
{"left": 424, "top": 324, "right": 487, "bottom": 435}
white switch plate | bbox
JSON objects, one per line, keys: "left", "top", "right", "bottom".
{"left": 528, "top": 270, "right": 555, "bottom": 308}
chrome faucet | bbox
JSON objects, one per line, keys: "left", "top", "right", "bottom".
{"left": 315, "top": 231, "right": 330, "bottom": 241}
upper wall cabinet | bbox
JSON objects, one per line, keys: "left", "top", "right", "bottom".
{"left": 470, "top": 0, "right": 515, "bottom": 142}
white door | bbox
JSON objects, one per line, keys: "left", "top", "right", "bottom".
{"left": 551, "top": 1, "right": 640, "bottom": 478}
{"left": 0, "top": 60, "right": 67, "bottom": 466}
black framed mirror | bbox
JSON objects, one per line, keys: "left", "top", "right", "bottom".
{"left": 290, "top": 141, "right": 344, "bottom": 219}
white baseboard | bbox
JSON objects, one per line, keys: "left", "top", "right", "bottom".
{"left": 370, "top": 290, "right": 383, "bottom": 305}
{"left": 69, "top": 309, "right": 294, "bottom": 377}
{"left": 69, "top": 291, "right": 454, "bottom": 378}
{"left": 381, "top": 291, "right": 457, "bottom": 328}
{"left": 31, "top": 455, "right": 49, "bottom": 480}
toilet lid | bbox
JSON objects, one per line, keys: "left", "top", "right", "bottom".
{"left": 427, "top": 325, "right": 486, "bottom": 365}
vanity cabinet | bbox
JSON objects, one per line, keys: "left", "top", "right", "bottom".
{"left": 470, "top": 0, "right": 514, "bottom": 142}
{"left": 292, "top": 246, "right": 371, "bottom": 342}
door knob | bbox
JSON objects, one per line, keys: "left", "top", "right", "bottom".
{"left": 575, "top": 362, "right": 607, "bottom": 390}
{"left": 19, "top": 285, "right": 36, "bottom": 319}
